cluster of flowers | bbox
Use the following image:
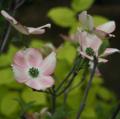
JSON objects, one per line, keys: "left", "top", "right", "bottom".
{"left": 1, "top": 10, "right": 119, "bottom": 91}
{"left": 70, "top": 11, "right": 119, "bottom": 63}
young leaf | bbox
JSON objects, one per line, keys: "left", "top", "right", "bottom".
{"left": 57, "top": 42, "right": 76, "bottom": 64}
{"left": 0, "top": 68, "right": 14, "bottom": 85}
{"left": 93, "top": 16, "right": 108, "bottom": 27}
{"left": 48, "top": 7, "right": 76, "bottom": 27}
{"left": 22, "top": 89, "right": 46, "bottom": 105}
{"left": 1, "top": 93, "right": 19, "bottom": 116}
{"left": 71, "top": 0, "right": 94, "bottom": 12}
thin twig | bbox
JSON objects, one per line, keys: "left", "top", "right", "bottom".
{"left": 51, "top": 86, "right": 56, "bottom": 114}
{"left": 76, "top": 57, "right": 98, "bottom": 119}
{"left": 0, "top": 0, "right": 25, "bottom": 53}
{"left": 15, "top": 0, "right": 26, "bottom": 10}
{"left": 110, "top": 103, "right": 120, "bottom": 119}
{"left": 63, "top": 69, "right": 87, "bottom": 105}
{"left": 0, "top": 24, "right": 13, "bottom": 53}
{"left": 57, "top": 72, "right": 77, "bottom": 96}
{"left": 55, "top": 56, "right": 81, "bottom": 92}
{"left": 63, "top": 64, "right": 89, "bottom": 105}
{"left": 56, "top": 58, "right": 87, "bottom": 97}
{"left": 69, "top": 67, "right": 88, "bottom": 92}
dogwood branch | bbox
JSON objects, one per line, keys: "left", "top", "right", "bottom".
{"left": 69, "top": 67, "right": 88, "bottom": 92}
{"left": 76, "top": 57, "right": 98, "bottom": 119}
{"left": 51, "top": 86, "right": 56, "bottom": 114}
{"left": 57, "top": 71, "right": 78, "bottom": 96}
{"left": 63, "top": 67, "right": 88, "bottom": 105}
{"left": 55, "top": 55, "right": 81, "bottom": 93}
{"left": 56, "top": 57, "right": 87, "bottom": 97}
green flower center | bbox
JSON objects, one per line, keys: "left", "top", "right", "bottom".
{"left": 29, "top": 67, "right": 39, "bottom": 78}
{"left": 85, "top": 47, "right": 94, "bottom": 56}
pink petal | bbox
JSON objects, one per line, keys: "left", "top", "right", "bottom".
{"left": 79, "top": 11, "right": 87, "bottom": 27}
{"left": 27, "top": 24, "right": 51, "bottom": 35}
{"left": 1, "top": 10, "right": 51, "bottom": 35}
{"left": 86, "top": 34, "right": 102, "bottom": 54}
{"left": 78, "top": 31, "right": 87, "bottom": 49}
{"left": 1, "top": 10, "right": 17, "bottom": 24}
{"left": 78, "top": 11, "right": 94, "bottom": 31}
{"left": 13, "top": 50, "right": 27, "bottom": 68}
{"left": 70, "top": 33, "right": 80, "bottom": 42}
{"left": 25, "top": 48, "right": 43, "bottom": 67}
{"left": 40, "top": 76, "right": 55, "bottom": 89}
{"left": 27, "top": 27, "right": 45, "bottom": 35}
{"left": 25, "top": 79, "right": 45, "bottom": 90}
{"left": 87, "top": 15, "right": 94, "bottom": 31}
{"left": 40, "top": 52, "right": 56, "bottom": 75}
{"left": 25, "top": 76, "right": 54, "bottom": 90}
{"left": 98, "top": 58, "right": 108, "bottom": 63}
{"left": 96, "top": 21, "right": 115, "bottom": 34}
{"left": 100, "top": 48, "right": 119, "bottom": 57}
{"left": 79, "top": 32, "right": 102, "bottom": 55}
{"left": 12, "top": 65, "right": 28, "bottom": 83}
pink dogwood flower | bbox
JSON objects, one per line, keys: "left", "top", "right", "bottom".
{"left": 78, "top": 31, "right": 119, "bottom": 63}
{"left": 1, "top": 10, "right": 51, "bottom": 35}
{"left": 79, "top": 11, "right": 115, "bottom": 38}
{"left": 12, "top": 48, "right": 56, "bottom": 90}
{"left": 67, "top": 11, "right": 115, "bottom": 43}
{"left": 69, "top": 11, "right": 119, "bottom": 62}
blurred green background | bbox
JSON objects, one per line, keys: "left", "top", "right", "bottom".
{"left": 0, "top": 0, "right": 120, "bottom": 119}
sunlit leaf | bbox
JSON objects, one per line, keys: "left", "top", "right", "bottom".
{"left": 30, "top": 39, "right": 45, "bottom": 48}
{"left": 22, "top": 89, "right": 46, "bottom": 105}
{"left": 1, "top": 93, "right": 19, "bottom": 116}
{"left": 55, "top": 59, "right": 70, "bottom": 81}
{"left": 57, "top": 42, "right": 76, "bottom": 64}
{"left": 0, "top": 45, "right": 18, "bottom": 66}
{"left": 48, "top": 7, "right": 76, "bottom": 27}
{"left": 0, "top": 68, "right": 14, "bottom": 85}
{"left": 71, "top": 0, "right": 94, "bottom": 12}
{"left": 93, "top": 16, "right": 108, "bottom": 26}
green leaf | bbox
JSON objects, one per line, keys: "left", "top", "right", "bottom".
{"left": 93, "top": 15, "right": 108, "bottom": 26}
{"left": 92, "top": 75, "right": 103, "bottom": 85}
{"left": 0, "top": 45, "right": 18, "bottom": 66}
{"left": 69, "top": 21, "right": 80, "bottom": 34}
{"left": 51, "top": 106, "right": 70, "bottom": 119}
{"left": 54, "top": 59, "right": 70, "bottom": 81}
{"left": 0, "top": 68, "right": 14, "bottom": 85}
{"left": 82, "top": 108, "right": 97, "bottom": 119}
{"left": 71, "top": 0, "right": 94, "bottom": 12}
{"left": 48, "top": 7, "right": 76, "bottom": 27}
{"left": 30, "top": 39, "right": 45, "bottom": 48}
{"left": 57, "top": 42, "right": 76, "bottom": 64}
{"left": 1, "top": 93, "right": 19, "bottom": 116}
{"left": 0, "top": 86, "right": 9, "bottom": 102}
{"left": 22, "top": 89, "right": 46, "bottom": 105}
{"left": 96, "top": 87, "right": 113, "bottom": 100}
